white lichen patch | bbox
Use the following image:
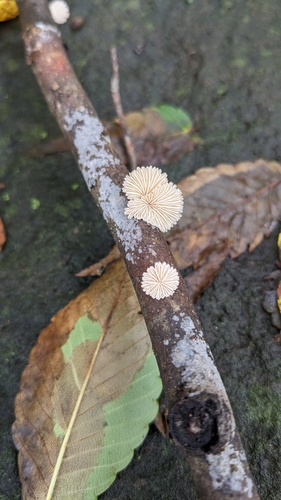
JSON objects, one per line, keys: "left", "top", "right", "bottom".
{"left": 98, "top": 177, "right": 124, "bottom": 221}
{"left": 99, "top": 176, "right": 142, "bottom": 261}
{"left": 206, "top": 444, "right": 254, "bottom": 497}
{"left": 26, "top": 23, "right": 60, "bottom": 57}
{"left": 171, "top": 314, "right": 229, "bottom": 399}
{"left": 64, "top": 111, "right": 119, "bottom": 190}
{"left": 148, "top": 248, "right": 157, "bottom": 257}
{"left": 35, "top": 22, "right": 61, "bottom": 37}
{"left": 65, "top": 111, "right": 144, "bottom": 262}
{"left": 163, "top": 339, "right": 169, "bottom": 346}
{"left": 116, "top": 220, "right": 142, "bottom": 261}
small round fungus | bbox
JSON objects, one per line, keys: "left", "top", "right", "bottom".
{"left": 48, "top": 0, "right": 70, "bottom": 24}
{"left": 141, "top": 262, "right": 180, "bottom": 300}
{"left": 123, "top": 166, "right": 183, "bottom": 232}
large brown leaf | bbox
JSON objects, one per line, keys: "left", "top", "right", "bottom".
{"left": 13, "top": 260, "right": 161, "bottom": 499}
{"left": 168, "top": 160, "right": 281, "bottom": 298}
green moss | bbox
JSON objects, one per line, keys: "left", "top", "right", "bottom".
{"left": 220, "top": 0, "right": 234, "bottom": 13}
{"left": 269, "top": 26, "right": 281, "bottom": 36}
{"left": 216, "top": 85, "right": 228, "bottom": 96}
{"left": 20, "top": 125, "right": 48, "bottom": 146}
{"left": 232, "top": 57, "right": 248, "bottom": 68}
{"left": 261, "top": 48, "right": 272, "bottom": 57}
{"left": 3, "top": 203, "right": 17, "bottom": 219}
{"left": 30, "top": 198, "right": 40, "bottom": 210}
{"left": 245, "top": 385, "right": 281, "bottom": 476}
{"left": 1, "top": 193, "right": 10, "bottom": 202}
{"left": 0, "top": 136, "right": 12, "bottom": 162}
{"left": 246, "top": 386, "right": 281, "bottom": 427}
{"left": 54, "top": 204, "right": 69, "bottom": 218}
{"left": 6, "top": 58, "right": 20, "bottom": 73}
{"left": 1, "top": 305, "right": 10, "bottom": 318}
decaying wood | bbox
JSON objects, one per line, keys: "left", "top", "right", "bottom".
{"left": 16, "top": 1, "right": 259, "bottom": 498}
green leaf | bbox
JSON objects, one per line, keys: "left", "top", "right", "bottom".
{"left": 84, "top": 353, "right": 161, "bottom": 498}
{"left": 152, "top": 104, "right": 193, "bottom": 133}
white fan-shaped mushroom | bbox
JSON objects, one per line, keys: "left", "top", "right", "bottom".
{"left": 123, "top": 166, "right": 183, "bottom": 232}
{"left": 122, "top": 166, "right": 168, "bottom": 200}
{"left": 141, "top": 262, "right": 179, "bottom": 300}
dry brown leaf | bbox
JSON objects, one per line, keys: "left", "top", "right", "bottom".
{"left": 13, "top": 260, "right": 161, "bottom": 499}
{"left": 0, "top": 218, "right": 6, "bottom": 251}
{"left": 166, "top": 160, "right": 281, "bottom": 296}
{"left": 109, "top": 107, "right": 194, "bottom": 166}
{"left": 184, "top": 247, "right": 229, "bottom": 302}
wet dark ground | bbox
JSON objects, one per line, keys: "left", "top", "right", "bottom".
{"left": 1, "top": 1, "right": 281, "bottom": 498}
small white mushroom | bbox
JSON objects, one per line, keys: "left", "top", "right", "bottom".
{"left": 122, "top": 165, "right": 168, "bottom": 199}
{"left": 141, "top": 262, "right": 180, "bottom": 300}
{"left": 123, "top": 166, "right": 183, "bottom": 232}
{"left": 48, "top": 0, "right": 70, "bottom": 24}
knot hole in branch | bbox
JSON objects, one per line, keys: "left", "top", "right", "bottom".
{"left": 169, "top": 395, "right": 220, "bottom": 452}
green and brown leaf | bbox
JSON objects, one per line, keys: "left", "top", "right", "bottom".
{"left": 12, "top": 260, "right": 162, "bottom": 499}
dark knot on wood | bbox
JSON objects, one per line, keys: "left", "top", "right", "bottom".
{"left": 169, "top": 394, "right": 220, "bottom": 452}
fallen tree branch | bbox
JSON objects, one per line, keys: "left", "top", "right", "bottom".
{"left": 16, "top": 1, "right": 259, "bottom": 498}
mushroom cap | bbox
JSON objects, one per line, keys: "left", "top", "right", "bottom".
{"left": 48, "top": 0, "right": 70, "bottom": 24}
{"left": 122, "top": 166, "right": 168, "bottom": 200}
{"left": 141, "top": 262, "right": 180, "bottom": 300}
{"left": 123, "top": 166, "right": 183, "bottom": 232}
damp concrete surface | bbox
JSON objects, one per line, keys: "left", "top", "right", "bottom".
{"left": 0, "top": 1, "right": 281, "bottom": 499}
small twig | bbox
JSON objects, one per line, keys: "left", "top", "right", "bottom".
{"left": 110, "top": 46, "right": 137, "bottom": 171}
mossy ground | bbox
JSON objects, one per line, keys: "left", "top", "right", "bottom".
{"left": 1, "top": 1, "right": 281, "bottom": 498}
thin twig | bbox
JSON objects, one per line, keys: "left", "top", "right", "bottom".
{"left": 110, "top": 46, "right": 137, "bottom": 171}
